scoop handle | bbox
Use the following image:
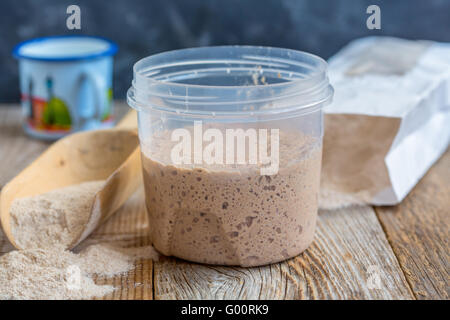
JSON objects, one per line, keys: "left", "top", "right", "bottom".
{"left": 71, "top": 109, "right": 141, "bottom": 249}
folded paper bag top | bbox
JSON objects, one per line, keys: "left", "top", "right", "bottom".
{"left": 321, "top": 36, "right": 450, "bottom": 206}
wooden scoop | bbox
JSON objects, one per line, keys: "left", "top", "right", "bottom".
{"left": 0, "top": 110, "right": 140, "bottom": 250}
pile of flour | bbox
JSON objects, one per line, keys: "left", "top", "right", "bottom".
{"left": 10, "top": 181, "right": 104, "bottom": 249}
{"left": 0, "top": 181, "right": 159, "bottom": 300}
{"left": 0, "top": 243, "right": 158, "bottom": 300}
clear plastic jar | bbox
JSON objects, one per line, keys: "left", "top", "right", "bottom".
{"left": 128, "top": 46, "right": 333, "bottom": 266}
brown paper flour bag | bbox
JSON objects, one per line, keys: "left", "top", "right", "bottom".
{"left": 321, "top": 37, "right": 450, "bottom": 206}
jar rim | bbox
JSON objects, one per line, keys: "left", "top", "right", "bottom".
{"left": 128, "top": 45, "right": 333, "bottom": 118}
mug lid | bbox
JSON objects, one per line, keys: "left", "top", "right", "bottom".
{"left": 12, "top": 35, "right": 118, "bottom": 62}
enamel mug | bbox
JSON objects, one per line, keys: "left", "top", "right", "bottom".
{"left": 13, "top": 35, "right": 118, "bottom": 140}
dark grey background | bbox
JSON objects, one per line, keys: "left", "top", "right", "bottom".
{"left": 1, "top": 0, "right": 449, "bottom": 102}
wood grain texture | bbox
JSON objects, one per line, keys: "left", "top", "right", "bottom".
{"left": 375, "top": 150, "right": 449, "bottom": 300}
{"left": 154, "top": 205, "right": 413, "bottom": 300}
{"left": 0, "top": 106, "right": 49, "bottom": 189}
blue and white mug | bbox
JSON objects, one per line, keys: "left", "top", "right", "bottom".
{"left": 13, "top": 35, "right": 118, "bottom": 140}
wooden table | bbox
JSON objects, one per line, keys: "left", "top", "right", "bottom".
{"left": 0, "top": 103, "right": 448, "bottom": 300}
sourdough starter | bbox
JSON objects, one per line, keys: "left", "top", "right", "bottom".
{"left": 141, "top": 131, "right": 322, "bottom": 266}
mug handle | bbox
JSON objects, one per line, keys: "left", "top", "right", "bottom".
{"left": 76, "top": 72, "right": 106, "bottom": 128}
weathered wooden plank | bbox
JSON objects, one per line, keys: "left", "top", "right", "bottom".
{"left": 375, "top": 150, "right": 449, "bottom": 300}
{"left": 0, "top": 106, "right": 49, "bottom": 189}
{"left": 154, "top": 205, "right": 413, "bottom": 300}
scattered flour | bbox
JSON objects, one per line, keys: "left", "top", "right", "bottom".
{"left": 0, "top": 243, "right": 158, "bottom": 300}
{"left": 1, "top": 181, "right": 160, "bottom": 300}
{"left": 79, "top": 244, "right": 159, "bottom": 278}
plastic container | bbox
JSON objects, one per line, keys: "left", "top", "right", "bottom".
{"left": 128, "top": 46, "right": 333, "bottom": 266}
{"left": 13, "top": 36, "right": 118, "bottom": 140}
